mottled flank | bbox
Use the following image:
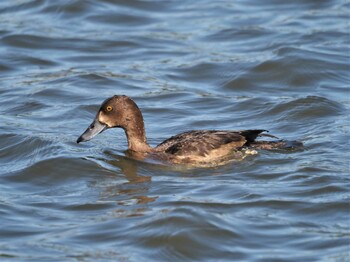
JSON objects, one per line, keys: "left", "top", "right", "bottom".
{"left": 156, "top": 130, "right": 249, "bottom": 155}
{"left": 77, "top": 96, "right": 302, "bottom": 165}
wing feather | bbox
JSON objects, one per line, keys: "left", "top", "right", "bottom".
{"left": 156, "top": 130, "right": 266, "bottom": 157}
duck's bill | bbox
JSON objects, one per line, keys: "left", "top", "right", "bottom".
{"left": 77, "top": 118, "right": 108, "bottom": 143}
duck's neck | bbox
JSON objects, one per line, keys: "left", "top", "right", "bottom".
{"left": 122, "top": 107, "right": 152, "bottom": 153}
{"left": 124, "top": 126, "right": 151, "bottom": 152}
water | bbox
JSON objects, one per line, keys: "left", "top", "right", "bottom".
{"left": 0, "top": 0, "right": 349, "bottom": 261}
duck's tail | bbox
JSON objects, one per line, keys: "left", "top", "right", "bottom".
{"left": 248, "top": 140, "right": 303, "bottom": 150}
{"left": 239, "top": 130, "right": 303, "bottom": 150}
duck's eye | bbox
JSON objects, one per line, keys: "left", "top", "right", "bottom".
{"left": 106, "top": 106, "right": 113, "bottom": 112}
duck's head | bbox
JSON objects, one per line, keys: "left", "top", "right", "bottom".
{"left": 77, "top": 95, "right": 143, "bottom": 143}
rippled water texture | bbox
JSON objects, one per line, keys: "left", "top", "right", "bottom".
{"left": 1, "top": 0, "right": 349, "bottom": 261}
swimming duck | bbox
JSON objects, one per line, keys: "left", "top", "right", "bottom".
{"left": 77, "top": 95, "right": 302, "bottom": 165}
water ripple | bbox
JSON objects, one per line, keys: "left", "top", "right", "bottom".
{"left": 0, "top": 0, "right": 349, "bottom": 261}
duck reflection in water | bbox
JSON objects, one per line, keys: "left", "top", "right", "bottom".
{"left": 91, "top": 153, "right": 158, "bottom": 215}
{"left": 77, "top": 95, "right": 302, "bottom": 167}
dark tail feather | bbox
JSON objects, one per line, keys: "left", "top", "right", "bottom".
{"left": 258, "top": 133, "right": 279, "bottom": 139}
{"left": 239, "top": 130, "right": 303, "bottom": 150}
{"left": 239, "top": 129, "right": 268, "bottom": 143}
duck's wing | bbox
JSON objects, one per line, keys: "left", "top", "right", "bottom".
{"left": 155, "top": 130, "right": 266, "bottom": 157}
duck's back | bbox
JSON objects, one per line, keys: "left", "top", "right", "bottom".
{"left": 154, "top": 130, "right": 265, "bottom": 163}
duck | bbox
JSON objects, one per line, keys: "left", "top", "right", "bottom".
{"left": 77, "top": 95, "right": 302, "bottom": 166}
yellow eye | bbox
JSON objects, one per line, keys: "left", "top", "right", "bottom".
{"left": 106, "top": 106, "right": 113, "bottom": 112}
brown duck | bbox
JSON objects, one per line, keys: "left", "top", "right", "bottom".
{"left": 77, "top": 95, "right": 302, "bottom": 165}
